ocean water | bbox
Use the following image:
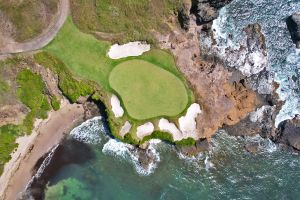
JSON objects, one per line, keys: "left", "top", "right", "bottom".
{"left": 209, "top": 0, "right": 300, "bottom": 126}
{"left": 29, "top": 1, "right": 300, "bottom": 199}
{"left": 36, "top": 117, "right": 300, "bottom": 200}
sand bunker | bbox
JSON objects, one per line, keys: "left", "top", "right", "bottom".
{"left": 158, "top": 118, "right": 182, "bottom": 141}
{"left": 108, "top": 41, "right": 150, "bottom": 59}
{"left": 178, "top": 103, "right": 201, "bottom": 139}
{"left": 111, "top": 94, "right": 124, "bottom": 118}
{"left": 136, "top": 122, "right": 154, "bottom": 140}
{"left": 119, "top": 121, "right": 132, "bottom": 138}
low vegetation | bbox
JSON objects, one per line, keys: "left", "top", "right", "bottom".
{"left": 17, "top": 69, "right": 51, "bottom": 133}
{"left": 109, "top": 60, "right": 188, "bottom": 120}
{"left": 34, "top": 52, "right": 94, "bottom": 103}
{"left": 70, "top": 0, "right": 182, "bottom": 43}
{"left": 0, "top": 125, "right": 20, "bottom": 174}
{"left": 0, "top": 0, "right": 58, "bottom": 42}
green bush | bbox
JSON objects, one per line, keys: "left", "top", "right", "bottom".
{"left": 17, "top": 69, "right": 51, "bottom": 133}
{"left": 0, "top": 124, "right": 20, "bottom": 174}
{"left": 142, "top": 131, "right": 174, "bottom": 144}
{"left": 175, "top": 137, "right": 196, "bottom": 146}
{"left": 34, "top": 52, "right": 94, "bottom": 103}
{"left": 50, "top": 96, "right": 60, "bottom": 111}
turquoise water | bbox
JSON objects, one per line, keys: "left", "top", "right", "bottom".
{"left": 41, "top": 117, "right": 300, "bottom": 200}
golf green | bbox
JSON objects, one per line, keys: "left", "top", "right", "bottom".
{"left": 109, "top": 60, "right": 188, "bottom": 120}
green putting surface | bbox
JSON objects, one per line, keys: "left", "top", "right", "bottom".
{"left": 109, "top": 60, "right": 188, "bottom": 120}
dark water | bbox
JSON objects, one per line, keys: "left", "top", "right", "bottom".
{"left": 26, "top": 117, "right": 300, "bottom": 200}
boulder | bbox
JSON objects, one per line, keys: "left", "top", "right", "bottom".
{"left": 286, "top": 13, "right": 300, "bottom": 48}
{"left": 278, "top": 116, "right": 300, "bottom": 150}
{"left": 178, "top": 0, "right": 192, "bottom": 30}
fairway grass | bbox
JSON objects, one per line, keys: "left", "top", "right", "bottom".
{"left": 109, "top": 60, "right": 188, "bottom": 120}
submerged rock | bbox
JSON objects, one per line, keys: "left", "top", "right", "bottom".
{"left": 244, "top": 143, "right": 259, "bottom": 154}
{"left": 286, "top": 13, "right": 300, "bottom": 48}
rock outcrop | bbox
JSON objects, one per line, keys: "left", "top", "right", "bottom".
{"left": 286, "top": 13, "right": 300, "bottom": 48}
{"left": 156, "top": 16, "right": 259, "bottom": 139}
{"left": 191, "top": 0, "right": 233, "bottom": 24}
{"left": 277, "top": 116, "right": 300, "bottom": 151}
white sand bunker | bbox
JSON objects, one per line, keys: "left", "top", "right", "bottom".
{"left": 119, "top": 121, "right": 132, "bottom": 138}
{"left": 108, "top": 41, "right": 150, "bottom": 59}
{"left": 111, "top": 94, "right": 124, "bottom": 118}
{"left": 178, "top": 103, "right": 201, "bottom": 139}
{"left": 158, "top": 118, "right": 181, "bottom": 141}
{"left": 136, "top": 122, "right": 154, "bottom": 140}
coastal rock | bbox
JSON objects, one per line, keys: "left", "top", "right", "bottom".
{"left": 278, "top": 116, "right": 300, "bottom": 150}
{"left": 286, "top": 13, "right": 300, "bottom": 48}
{"left": 178, "top": 139, "right": 209, "bottom": 156}
{"left": 225, "top": 105, "right": 277, "bottom": 138}
{"left": 191, "top": 0, "right": 233, "bottom": 24}
{"left": 178, "top": 0, "right": 192, "bottom": 30}
{"left": 157, "top": 17, "right": 259, "bottom": 139}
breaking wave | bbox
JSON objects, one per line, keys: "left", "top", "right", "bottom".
{"left": 70, "top": 116, "right": 105, "bottom": 144}
{"left": 102, "top": 139, "right": 161, "bottom": 176}
{"left": 205, "top": 0, "right": 300, "bottom": 126}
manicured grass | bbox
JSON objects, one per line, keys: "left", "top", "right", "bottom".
{"left": 70, "top": 0, "right": 182, "bottom": 43}
{"left": 109, "top": 60, "right": 188, "bottom": 120}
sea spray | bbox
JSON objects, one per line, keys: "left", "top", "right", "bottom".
{"left": 205, "top": 0, "right": 300, "bottom": 125}
{"left": 102, "top": 139, "right": 161, "bottom": 176}
{"left": 70, "top": 116, "right": 105, "bottom": 144}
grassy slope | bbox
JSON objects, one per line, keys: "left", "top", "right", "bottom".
{"left": 0, "top": 64, "right": 55, "bottom": 174}
{"left": 109, "top": 60, "right": 188, "bottom": 120}
{"left": 70, "top": 0, "right": 182, "bottom": 43}
{"left": 0, "top": 0, "right": 58, "bottom": 42}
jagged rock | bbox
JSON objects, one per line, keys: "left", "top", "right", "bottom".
{"left": 225, "top": 105, "right": 277, "bottom": 139}
{"left": 278, "top": 116, "right": 300, "bottom": 150}
{"left": 191, "top": 0, "right": 233, "bottom": 24}
{"left": 286, "top": 13, "right": 300, "bottom": 48}
{"left": 178, "top": 0, "right": 192, "bottom": 30}
{"left": 178, "top": 139, "right": 209, "bottom": 156}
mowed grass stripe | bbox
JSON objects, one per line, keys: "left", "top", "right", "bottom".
{"left": 109, "top": 60, "right": 188, "bottom": 120}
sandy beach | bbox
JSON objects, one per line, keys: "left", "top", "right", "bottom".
{"left": 0, "top": 100, "right": 87, "bottom": 200}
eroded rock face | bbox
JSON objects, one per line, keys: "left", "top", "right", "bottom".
{"left": 191, "top": 0, "right": 233, "bottom": 24}
{"left": 286, "top": 13, "right": 300, "bottom": 48}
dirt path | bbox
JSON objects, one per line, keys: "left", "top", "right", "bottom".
{"left": 0, "top": 0, "right": 69, "bottom": 55}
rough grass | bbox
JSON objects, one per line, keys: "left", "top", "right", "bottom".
{"left": 34, "top": 52, "right": 94, "bottom": 103}
{"left": 109, "top": 60, "right": 188, "bottom": 120}
{"left": 44, "top": 17, "right": 188, "bottom": 93}
{"left": 70, "top": 0, "right": 182, "bottom": 43}
{"left": 0, "top": 124, "right": 20, "bottom": 175}
{"left": 17, "top": 69, "right": 51, "bottom": 133}
{"left": 0, "top": 0, "right": 58, "bottom": 42}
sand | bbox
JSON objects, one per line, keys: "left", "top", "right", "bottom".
{"left": 158, "top": 118, "right": 182, "bottom": 141}
{"left": 108, "top": 41, "right": 150, "bottom": 59}
{"left": 136, "top": 122, "right": 154, "bottom": 140}
{"left": 110, "top": 94, "right": 124, "bottom": 118}
{"left": 119, "top": 121, "right": 132, "bottom": 138}
{"left": 0, "top": 100, "right": 86, "bottom": 200}
{"left": 178, "top": 103, "right": 201, "bottom": 140}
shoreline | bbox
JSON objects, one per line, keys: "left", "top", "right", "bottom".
{"left": 0, "top": 100, "right": 88, "bottom": 200}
